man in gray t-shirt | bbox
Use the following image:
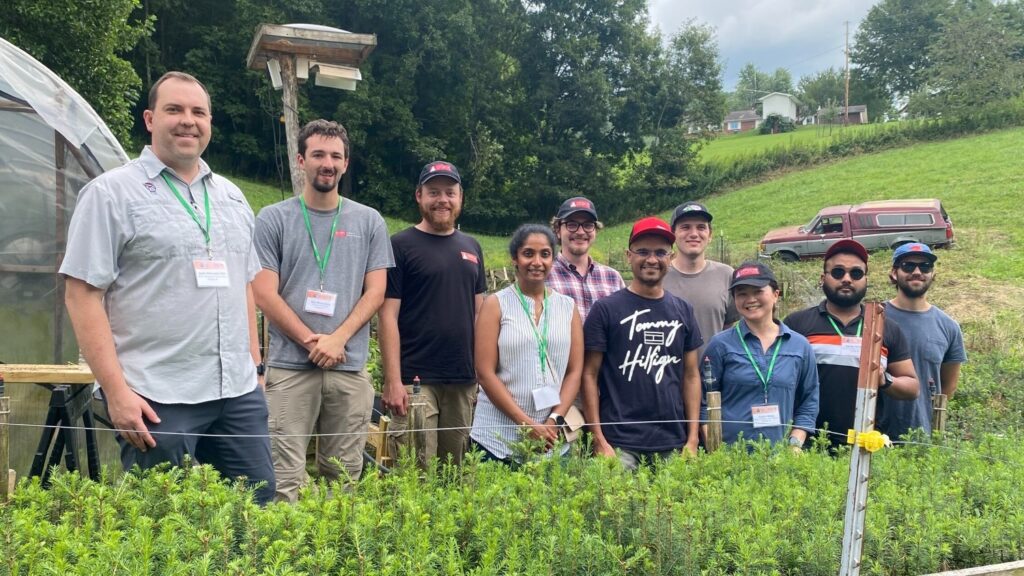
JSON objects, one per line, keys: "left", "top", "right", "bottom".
{"left": 253, "top": 120, "right": 393, "bottom": 502}
{"left": 662, "top": 201, "right": 738, "bottom": 357}
{"left": 877, "top": 243, "right": 967, "bottom": 439}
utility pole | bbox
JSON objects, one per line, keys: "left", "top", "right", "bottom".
{"left": 844, "top": 21, "right": 851, "bottom": 127}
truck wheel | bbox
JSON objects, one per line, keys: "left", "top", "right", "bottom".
{"left": 776, "top": 251, "right": 799, "bottom": 263}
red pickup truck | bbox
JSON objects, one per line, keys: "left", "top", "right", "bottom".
{"left": 759, "top": 199, "right": 955, "bottom": 262}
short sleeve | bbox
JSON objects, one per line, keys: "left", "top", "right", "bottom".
{"left": 943, "top": 318, "right": 968, "bottom": 364}
{"left": 583, "top": 300, "right": 609, "bottom": 352}
{"left": 366, "top": 212, "right": 396, "bottom": 273}
{"left": 473, "top": 239, "right": 486, "bottom": 295}
{"left": 385, "top": 236, "right": 404, "bottom": 299}
{"left": 683, "top": 302, "right": 704, "bottom": 352}
{"left": 59, "top": 180, "right": 130, "bottom": 290}
{"left": 254, "top": 205, "right": 282, "bottom": 273}
{"left": 885, "top": 322, "right": 912, "bottom": 363}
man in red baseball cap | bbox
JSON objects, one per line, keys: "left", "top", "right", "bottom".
{"left": 581, "top": 216, "right": 703, "bottom": 469}
{"left": 783, "top": 239, "right": 919, "bottom": 450}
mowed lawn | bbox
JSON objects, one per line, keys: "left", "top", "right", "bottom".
{"left": 699, "top": 122, "right": 884, "bottom": 163}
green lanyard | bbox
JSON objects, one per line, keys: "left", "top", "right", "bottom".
{"left": 513, "top": 283, "right": 550, "bottom": 373}
{"left": 161, "top": 172, "right": 211, "bottom": 257}
{"left": 735, "top": 323, "right": 783, "bottom": 403}
{"left": 827, "top": 316, "right": 863, "bottom": 337}
{"left": 300, "top": 196, "right": 343, "bottom": 291}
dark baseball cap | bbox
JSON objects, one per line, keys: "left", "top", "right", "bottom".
{"left": 671, "top": 201, "right": 713, "bottom": 228}
{"left": 555, "top": 196, "right": 598, "bottom": 220}
{"left": 629, "top": 216, "right": 675, "bottom": 245}
{"left": 418, "top": 161, "right": 461, "bottom": 186}
{"left": 824, "top": 239, "right": 869, "bottom": 263}
{"left": 729, "top": 261, "right": 777, "bottom": 290}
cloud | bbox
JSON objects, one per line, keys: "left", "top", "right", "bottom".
{"left": 649, "top": 0, "right": 880, "bottom": 88}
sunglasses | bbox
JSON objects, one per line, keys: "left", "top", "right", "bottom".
{"left": 827, "top": 267, "right": 866, "bottom": 281}
{"left": 562, "top": 221, "right": 597, "bottom": 232}
{"left": 629, "top": 248, "right": 673, "bottom": 259}
{"left": 897, "top": 261, "right": 934, "bottom": 273}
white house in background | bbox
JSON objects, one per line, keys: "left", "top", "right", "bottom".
{"left": 758, "top": 92, "right": 800, "bottom": 122}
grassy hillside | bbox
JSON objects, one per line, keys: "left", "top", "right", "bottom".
{"left": 699, "top": 123, "right": 883, "bottom": 163}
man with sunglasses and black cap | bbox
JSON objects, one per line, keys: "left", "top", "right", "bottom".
{"left": 783, "top": 239, "right": 918, "bottom": 449}
{"left": 876, "top": 243, "right": 966, "bottom": 440}
{"left": 547, "top": 196, "right": 625, "bottom": 322}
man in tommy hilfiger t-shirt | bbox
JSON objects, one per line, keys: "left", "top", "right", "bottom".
{"left": 784, "top": 239, "right": 918, "bottom": 449}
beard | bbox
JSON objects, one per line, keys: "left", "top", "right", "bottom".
{"left": 897, "top": 276, "right": 932, "bottom": 298}
{"left": 418, "top": 202, "right": 460, "bottom": 232}
{"left": 633, "top": 264, "right": 666, "bottom": 287}
{"left": 311, "top": 170, "right": 339, "bottom": 193}
{"left": 823, "top": 282, "right": 867, "bottom": 308}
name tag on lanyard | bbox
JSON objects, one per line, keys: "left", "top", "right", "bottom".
{"left": 841, "top": 336, "right": 862, "bottom": 356}
{"left": 193, "top": 259, "right": 230, "bottom": 288}
{"left": 751, "top": 404, "right": 782, "bottom": 428}
{"left": 304, "top": 289, "right": 338, "bottom": 317}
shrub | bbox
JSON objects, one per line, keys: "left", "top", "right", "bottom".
{"left": 3, "top": 437, "right": 1023, "bottom": 575}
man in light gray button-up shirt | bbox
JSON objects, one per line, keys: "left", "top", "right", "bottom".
{"left": 61, "top": 72, "right": 274, "bottom": 504}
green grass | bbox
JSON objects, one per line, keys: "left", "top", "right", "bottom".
{"left": 700, "top": 123, "right": 885, "bottom": 163}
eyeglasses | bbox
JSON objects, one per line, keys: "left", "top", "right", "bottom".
{"left": 562, "top": 221, "right": 596, "bottom": 233}
{"left": 629, "top": 248, "right": 673, "bottom": 259}
{"left": 897, "top": 261, "right": 934, "bottom": 273}
{"left": 827, "top": 267, "right": 866, "bottom": 281}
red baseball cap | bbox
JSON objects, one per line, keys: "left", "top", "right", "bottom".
{"left": 824, "top": 239, "right": 868, "bottom": 263}
{"left": 629, "top": 216, "right": 675, "bottom": 245}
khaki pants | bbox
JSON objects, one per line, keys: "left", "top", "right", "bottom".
{"left": 388, "top": 383, "right": 476, "bottom": 468}
{"left": 265, "top": 367, "right": 373, "bottom": 503}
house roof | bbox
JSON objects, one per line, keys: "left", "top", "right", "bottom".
{"left": 724, "top": 110, "right": 760, "bottom": 122}
{"left": 757, "top": 92, "right": 800, "bottom": 105}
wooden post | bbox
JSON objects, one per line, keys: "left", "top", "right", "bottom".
{"left": 704, "top": 392, "right": 722, "bottom": 453}
{"left": 840, "top": 302, "right": 886, "bottom": 576}
{"left": 278, "top": 55, "right": 304, "bottom": 197}
{"left": 932, "top": 394, "right": 948, "bottom": 434}
{"left": 408, "top": 377, "right": 428, "bottom": 468}
{"left": 0, "top": 374, "right": 14, "bottom": 499}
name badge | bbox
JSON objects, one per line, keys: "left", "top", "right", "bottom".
{"left": 193, "top": 259, "right": 230, "bottom": 288}
{"left": 304, "top": 289, "right": 337, "bottom": 317}
{"left": 751, "top": 404, "right": 782, "bottom": 428}
{"left": 532, "top": 385, "right": 561, "bottom": 412}
{"left": 841, "top": 336, "right": 862, "bottom": 356}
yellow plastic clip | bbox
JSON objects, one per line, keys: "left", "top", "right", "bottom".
{"left": 846, "top": 429, "right": 891, "bottom": 453}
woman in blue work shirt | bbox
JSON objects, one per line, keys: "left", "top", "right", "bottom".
{"left": 703, "top": 261, "right": 819, "bottom": 448}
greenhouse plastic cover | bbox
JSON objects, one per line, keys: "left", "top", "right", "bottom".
{"left": 0, "top": 36, "right": 129, "bottom": 173}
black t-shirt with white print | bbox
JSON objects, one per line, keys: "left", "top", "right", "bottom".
{"left": 584, "top": 288, "right": 703, "bottom": 452}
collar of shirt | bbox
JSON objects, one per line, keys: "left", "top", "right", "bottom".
{"left": 815, "top": 299, "right": 865, "bottom": 327}
{"left": 737, "top": 318, "right": 794, "bottom": 343}
{"left": 555, "top": 252, "right": 593, "bottom": 276}
{"left": 138, "top": 145, "right": 212, "bottom": 184}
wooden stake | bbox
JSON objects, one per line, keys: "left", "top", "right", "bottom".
{"left": 932, "top": 394, "right": 948, "bottom": 434}
{"left": 704, "top": 391, "right": 722, "bottom": 453}
{"left": 0, "top": 374, "right": 11, "bottom": 500}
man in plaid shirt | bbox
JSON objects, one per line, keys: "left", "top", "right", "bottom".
{"left": 546, "top": 196, "right": 625, "bottom": 321}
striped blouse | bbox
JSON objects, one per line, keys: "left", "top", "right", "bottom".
{"left": 471, "top": 285, "right": 576, "bottom": 460}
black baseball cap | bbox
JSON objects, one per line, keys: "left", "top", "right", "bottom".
{"left": 729, "top": 261, "right": 777, "bottom": 290}
{"left": 555, "top": 196, "right": 598, "bottom": 220}
{"left": 671, "top": 201, "right": 713, "bottom": 228}
{"left": 418, "top": 161, "right": 461, "bottom": 186}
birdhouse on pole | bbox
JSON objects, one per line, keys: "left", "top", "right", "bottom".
{"left": 246, "top": 23, "right": 376, "bottom": 196}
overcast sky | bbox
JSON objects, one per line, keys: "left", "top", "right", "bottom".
{"left": 648, "top": 0, "right": 881, "bottom": 90}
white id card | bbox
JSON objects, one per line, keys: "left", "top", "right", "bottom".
{"left": 303, "top": 289, "right": 337, "bottom": 317}
{"left": 193, "top": 259, "right": 230, "bottom": 288}
{"left": 751, "top": 404, "right": 782, "bottom": 428}
{"left": 532, "top": 385, "right": 561, "bottom": 411}
{"left": 841, "top": 336, "right": 862, "bottom": 356}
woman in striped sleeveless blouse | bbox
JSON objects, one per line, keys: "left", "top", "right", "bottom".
{"left": 471, "top": 224, "right": 584, "bottom": 463}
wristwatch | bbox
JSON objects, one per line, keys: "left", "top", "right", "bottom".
{"left": 549, "top": 412, "right": 566, "bottom": 427}
{"left": 788, "top": 436, "right": 803, "bottom": 447}
{"left": 256, "top": 362, "right": 266, "bottom": 376}
{"left": 879, "top": 371, "right": 893, "bottom": 390}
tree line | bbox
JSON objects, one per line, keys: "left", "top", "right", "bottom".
{"left": 2, "top": 0, "right": 1022, "bottom": 231}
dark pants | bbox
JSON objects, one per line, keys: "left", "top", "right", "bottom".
{"left": 115, "top": 386, "right": 275, "bottom": 505}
